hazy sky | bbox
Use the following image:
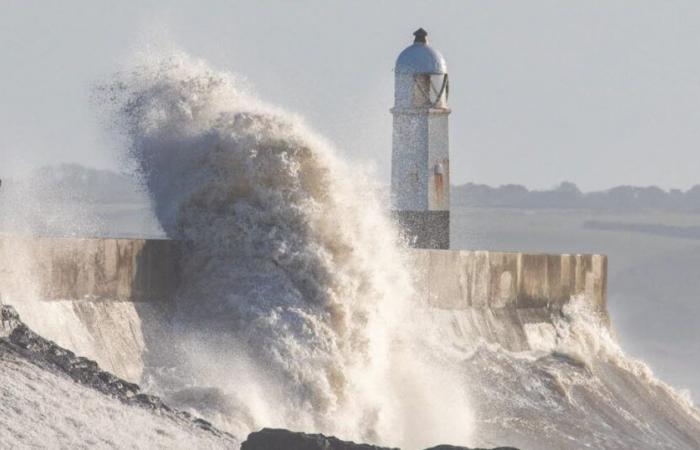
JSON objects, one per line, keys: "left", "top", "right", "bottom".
{"left": 2, "top": 1, "right": 700, "bottom": 191}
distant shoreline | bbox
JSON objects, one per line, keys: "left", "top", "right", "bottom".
{"left": 453, "top": 181, "right": 700, "bottom": 213}
{"left": 3, "top": 164, "right": 699, "bottom": 213}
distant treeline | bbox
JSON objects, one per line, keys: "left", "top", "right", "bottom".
{"left": 453, "top": 181, "right": 700, "bottom": 212}
{"left": 4, "top": 164, "right": 699, "bottom": 213}
{"left": 584, "top": 221, "right": 700, "bottom": 240}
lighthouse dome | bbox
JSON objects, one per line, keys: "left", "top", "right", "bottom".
{"left": 395, "top": 28, "right": 447, "bottom": 75}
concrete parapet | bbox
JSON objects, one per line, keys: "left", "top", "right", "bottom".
{"left": 0, "top": 235, "right": 179, "bottom": 303}
{"left": 416, "top": 249, "right": 608, "bottom": 351}
{"left": 0, "top": 236, "right": 179, "bottom": 381}
{"left": 418, "top": 249, "right": 607, "bottom": 314}
{"left": 0, "top": 236, "right": 608, "bottom": 375}
{"left": 0, "top": 236, "right": 605, "bottom": 313}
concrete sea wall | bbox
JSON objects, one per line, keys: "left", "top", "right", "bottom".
{"left": 0, "top": 236, "right": 179, "bottom": 381}
{"left": 413, "top": 250, "right": 607, "bottom": 351}
{"left": 0, "top": 236, "right": 179, "bottom": 303}
{"left": 0, "top": 236, "right": 607, "bottom": 380}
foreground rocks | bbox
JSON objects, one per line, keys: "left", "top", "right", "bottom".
{"left": 0, "top": 304, "right": 229, "bottom": 438}
{"left": 241, "top": 428, "right": 519, "bottom": 450}
{"left": 241, "top": 428, "right": 398, "bottom": 450}
{"left": 424, "top": 446, "right": 519, "bottom": 450}
{"left": 2, "top": 305, "right": 518, "bottom": 449}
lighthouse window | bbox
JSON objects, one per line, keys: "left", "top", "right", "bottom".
{"left": 430, "top": 74, "right": 448, "bottom": 107}
{"left": 412, "top": 74, "right": 432, "bottom": 106}
{"left": 412, "top": 74, "right": 448, "bottom": 107}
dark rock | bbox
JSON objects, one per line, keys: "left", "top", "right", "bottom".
{"left": 0, "top": 304, "right": 21, "bottom": 337}
{"left": 241, "top": 428, "right": 520, "bottom": 450}
{"left": 130, "top": 393, "right": 172, "bottom": 412}
{"left": 241, "top": 428, "right": 399, "bottom": 450}
{"left": 424, "top": 446, "right": 519, "bottom": 450}
{"left": 0, "top": 305, "right": 231, "bottom": 439}
{"left": 8, "top": 323, "right": 141, "bottom": 400}
{"left": 2, "top": 306, "right": 519, "bottom": 449}
{"left": 192, "top": 418, "right": 218, "bottom": 434}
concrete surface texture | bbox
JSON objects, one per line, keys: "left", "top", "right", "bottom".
{"left": 412, "top": 249, "right": 607, "bottom": 351}
{"left": 0, "top": 236, "right": 178, "bottom": 381}
{"left": 0, "top": 236, "right": 607, "bottom": 380}
{"left": 0, "top": 236, "right": 179, "bottom": 303}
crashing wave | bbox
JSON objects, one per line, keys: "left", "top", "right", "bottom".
{"left": 99, "top": 50, "right": 700, "bottom": 450}
{"left": 100, "top": 50, "right": 473, "bottom": 448}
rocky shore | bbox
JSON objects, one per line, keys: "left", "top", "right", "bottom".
{"left": 0, "top": 304, "right": 229, "bottom": 439}
{"left": 1, "top": 305, "right": 518, "bottom": 449}
{"left": 240, "top": 428, "right": 519, "bottom": 450}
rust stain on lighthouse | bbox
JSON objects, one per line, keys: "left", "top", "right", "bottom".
{"left": 433, "top": 160, "right": 449, "bottom": 209}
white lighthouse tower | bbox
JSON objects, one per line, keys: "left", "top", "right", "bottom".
{"left": 391, "top": 28, "right": 450, "bottom": 249}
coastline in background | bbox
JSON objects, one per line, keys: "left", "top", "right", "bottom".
{"left": 1, "top": 164, "right": 699, "bottom": 404}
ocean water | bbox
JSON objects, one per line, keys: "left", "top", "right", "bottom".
{"left": 92, "top": 49, "right": 700, "bottom": 449}
{"left": 451, "top": 207, "right": 700, "bottom": 407}
{"left": 0, "top": 48, "right": 696, "bottom": 449}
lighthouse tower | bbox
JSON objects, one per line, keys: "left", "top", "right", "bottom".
{"left": 391, "top": 28, "right": 450, "bottom": 249}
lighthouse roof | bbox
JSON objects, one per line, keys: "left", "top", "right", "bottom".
{"left": 395, "top": 28, "right": 447, "bottom": 75}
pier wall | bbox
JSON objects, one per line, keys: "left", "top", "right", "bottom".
{"left": 0, "top": 236, "right": 607, "bottom": 380}
{"left": 0, "top": 236, "right": 179, "bottom": 381}
{"left": 412, "top": 250, "right": 607, "bottom": 350}
{"left": 0, "top": 236, "right": 179, "bottom": 303}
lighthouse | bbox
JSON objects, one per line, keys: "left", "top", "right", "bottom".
{"left": 391, "top": 28, "right": 450, "bottom": 249}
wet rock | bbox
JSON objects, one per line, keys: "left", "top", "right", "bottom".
{"left": 131, "top": 393, "right": 172, "bottom": 411}
{"left": 424, "top": 446, "right": 519, "bottom": 450}
{"left": 0, "top": 305, "right": 230, "bottom": 438}
{"left": 0, "top": 304, "right": 21, "bottom": 337}
{"left": 2, "top": 305, "right": 519, "bottom": 449}
{"left": 241, "top": 428, "right": 398, "bottom": 450}
{"left": 8, "top": 322, "right": 141, "bottom": 400}
{"left": 241, "top": 429, "right": 520, "bottom": 450}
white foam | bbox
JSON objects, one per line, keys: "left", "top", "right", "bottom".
{"left": 98, "top": 48, "right": 700, "bottom": 450}
{"left": 102, "top": 49, "right": 474, "bottom": 449}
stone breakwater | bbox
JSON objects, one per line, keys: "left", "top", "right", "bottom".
{"left": 0, "top": 236, "right": 179, "bottom": 382}
{"left": 0, "top": 236, "right": 178, "bottom": 303}
{"left": 0, "top": 235, "right": 610, "bottom": 448}
{"left": 0, "top": 236, "right": 607, "bottom": 381}
{"left": 413, "top": 249, "right": 607, "bottom": 351}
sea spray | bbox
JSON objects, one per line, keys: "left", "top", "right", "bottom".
{"left": 454, "top": 296, "right": 700, "bottom": 449}
{"left": 100, "top": 50, "right": 474, "bottom": 448}
{"left": 0, "top": 172, "right": 108, "bottom": 373}
{"left": 0, "top": 166, "right": 102, "bottom": 238}
{"left": 98, "top": 49, "right": 700, "bottom": 450}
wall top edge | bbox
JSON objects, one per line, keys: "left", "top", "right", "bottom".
{"left": 0, "top": 235, "right": 170, "bottom": 243}
{"left": 415, "top": 247, "right": 608, "bottom": 259}
{"left": 0, "top": 235, "right": 607, "bottom": 260}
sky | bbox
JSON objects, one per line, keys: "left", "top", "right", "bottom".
{"left": 1, "top": 0, "right": 700, "bottom": 191}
